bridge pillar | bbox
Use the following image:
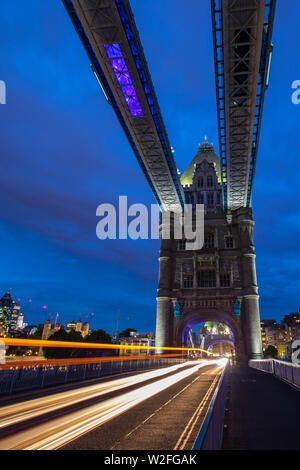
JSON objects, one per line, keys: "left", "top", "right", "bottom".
{"left": 242, "top": 294, "right": 263, "bottom": 359}
{"left": 155, "top": 297, "right": 171, "bottom": 349}
{"left": 155, "top": 228, "right": 173, "bottom": 350}
{"left": 237, "top": 210, "right": 263, "bottom": 359}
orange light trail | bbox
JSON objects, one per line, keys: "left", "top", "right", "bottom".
{"left": 0, "top": 354, "right": 188, "bottom": 370}
{"left": 0, "top": 337, "right": 213, "bottom": 354}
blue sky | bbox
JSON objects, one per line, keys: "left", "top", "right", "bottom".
{"left": 0, "top": 0, "right": 299, "bottom": 333}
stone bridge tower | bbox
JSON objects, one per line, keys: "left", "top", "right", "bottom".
{"left": 155, "top": 140, "right": 263, "bottom": 360}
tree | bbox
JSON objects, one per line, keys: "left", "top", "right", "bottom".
{"left": 264, "top": 345, "right": 278, "bottom": 358}
{"left": 44, "top": 329, "right": 83, "bottom": 359}
{"left": 43, "top": 328, "right": 115, "bottom": 359}
{"left": 119, "top": 328, "right": 137, "bottom": 338}
{"left": 85, "top": 329, "right": 114, "bottom": 357}
{"left": 86, "top": 329, "right": 112, "bottom": 344}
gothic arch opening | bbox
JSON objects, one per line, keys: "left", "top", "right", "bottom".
{"left": 175, "top": 309, "right": 242, "bottom": 357}
{"left": 207, "top": 339, "right": 235, "bottom": 357}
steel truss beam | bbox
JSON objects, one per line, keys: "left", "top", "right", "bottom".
{"left": 63, "top": 0, "right": 185, "bottom": 212}
{"left": 212, "top": 0, "right": 276, "bottom": 210}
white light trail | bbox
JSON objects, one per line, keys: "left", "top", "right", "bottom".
{"left": 0, "top": 361, "right": 210, "bottom": 432}
{"left": 0, "top": 360, "right": 221, "bottom": 450}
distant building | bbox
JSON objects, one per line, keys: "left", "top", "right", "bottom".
{"left": 16, "top": 314, "right": 25, "bottom": 330}
{"left": 41, "top": 316, "right": 89, "bottom": 341}
{"left": 41, "top": 319, "right": 62, "bottom": 341}
{"left": 280, "top": 311, "right": 300, "bottom": 359}
{"left": 261, "top": 319, "right": 277, "bottom": 328}
{"left": 82, "top": 322, "right": 90, "bottom": 338}
{"left": 0, "top": 292, "right": 23, "bottom": 337}
{"left": 65, "top": 321, "right": 77, "bottom": 333}
{"left": 260, "top": 314, "right": 300, "bottom": 359}
{"left": 119, "top": 331, "right": 155, "bottom": 356}
{"left": 281, "top": 311, "right": 300, "bottom": 326}
{"left": 38, "top": 320, "right": 61, "bottom": 356}
{"left": 65, "top": 318, "right": 89, "bottom": 338}
{"left": 261, "top": 319, "right": 278, "bottom": 352}
{"left": 260, "top": 319, "right": 287, "bottom": 357}
{"left": 23, "top": 325, "right": 39, "bottom": 336}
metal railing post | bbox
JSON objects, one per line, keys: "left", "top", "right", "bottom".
{"left": 65, "top": 365, "right": 69, "bottom": 384}
{"left": 41, "top": 366, "right": 47, "bottom": 388}
{"left": 9, "top": 369, "right": 18, "bottom": 395}
{"left": 83, "top": 363, "right": 87, "bottom": 380}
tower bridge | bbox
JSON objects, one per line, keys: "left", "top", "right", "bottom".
{"left": 62, "top": 0, "right": 276, "bottom": 360}
{"left": 2, "top": 0, "right": 300, "bottom": 452}
{"left": 156, "top": 141, "right": 262, "bottom": 359}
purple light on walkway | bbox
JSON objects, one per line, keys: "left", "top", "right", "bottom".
{"left": 104, "top": 44, "right": 143, "bottom": 117}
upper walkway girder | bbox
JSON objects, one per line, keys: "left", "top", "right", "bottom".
{"left": 212, "top": 0, "right": 276, "bottom": 211}
{"left": 63, "top": 0, "right": 185, "bottom": 212}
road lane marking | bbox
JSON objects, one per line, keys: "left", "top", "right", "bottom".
{"left": 173, "top": 371, "right": 222, "bottom": 450}
{"left": 115, "top": 364, "right": 219, "bottom": 448}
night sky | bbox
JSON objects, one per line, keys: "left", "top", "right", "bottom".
{"left": 0, "top": 1, "right": 299, "bottom": 334}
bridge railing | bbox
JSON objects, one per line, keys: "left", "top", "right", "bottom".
{"left": 250, "top": 359, "right": 300, "bottom": 388}
{"left": 193, "top": 359, "right": 229, "bottom": 450}
{"left": 0, "top": 356, "right": 186, "bottom": 396}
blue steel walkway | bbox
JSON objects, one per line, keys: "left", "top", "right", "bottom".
{"left": 222, "top": 364, "right": 300, "bottom": 450}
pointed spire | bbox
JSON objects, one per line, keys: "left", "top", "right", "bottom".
{"left": 198, "top": 136, "right": 214, "bottom": 151}
{"left": 181, "top": 138, "right": 221, "bottom": 186}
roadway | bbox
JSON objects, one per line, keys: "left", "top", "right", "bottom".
{"left": 0, "top": 359, "right": 225, "bottom": 450}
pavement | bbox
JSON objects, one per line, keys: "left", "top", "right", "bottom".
{"left": 222, "top": 364, "right": 300, "bottom": 450}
